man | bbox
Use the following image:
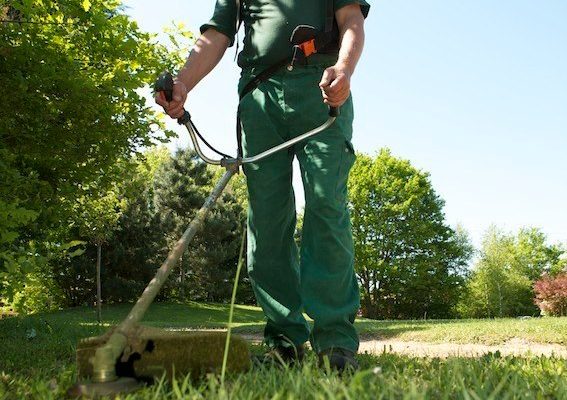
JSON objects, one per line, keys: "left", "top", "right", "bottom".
{"left": 156, "top": 0, "right": 369, "bottom": 371}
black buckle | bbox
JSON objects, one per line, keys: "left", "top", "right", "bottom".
{"left": 289, "top": 45, "right": 307, "bottom": 69}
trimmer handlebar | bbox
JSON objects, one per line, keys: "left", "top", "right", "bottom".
{"left": 154, "top": 71, "right": 339, "bottom": 167}
{"left": 155, "top": 71, "right": 175, "bottom": 102}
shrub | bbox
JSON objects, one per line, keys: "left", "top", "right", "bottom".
{"left": 534, "top": 273, "right": 567, "bottom": 316}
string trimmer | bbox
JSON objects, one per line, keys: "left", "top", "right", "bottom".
{"left": 67, "top": 71, "right": 339, "bottom": 397}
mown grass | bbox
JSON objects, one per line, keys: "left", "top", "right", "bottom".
{"left": 356, "top": 317, "right": 567, "bottom": 345}
{"left": 1, "top": 303, "right": 566, "bottom": 399}
{"left": 4, "top": 302, "right": 565, "bottom": 344}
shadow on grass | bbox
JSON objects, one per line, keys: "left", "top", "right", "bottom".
{"left": 354, "top": 317, "right": 512, "bottom": 339}
{"left": 141, "top": 302, "right": 265, "bottom": 328}
{"left": 355, "top": 319, "right": 429, "bottom": 339}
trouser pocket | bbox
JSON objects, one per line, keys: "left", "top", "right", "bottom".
{"left": 336, "top": 140, "right": 356, "bottom": 201}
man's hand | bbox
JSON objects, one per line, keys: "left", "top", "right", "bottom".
{"left": 320, "top": 3, "right": 365, "bottom": 108}
{"left": 155, "top": 79, "right": 188, "bottom": 119}
{"left": 319, "top": 65, "right": 351, "bottom": 107}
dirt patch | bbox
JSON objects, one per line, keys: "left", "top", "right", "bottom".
{"left": 358, "top": 338, "right": 567, "bottom": 358}
{"left": 243, "top": 334, "right": 567, "bottom": 358}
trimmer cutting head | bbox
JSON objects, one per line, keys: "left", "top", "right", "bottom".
{"left": 68, "top": 325, "right": 250, "bottom": 398}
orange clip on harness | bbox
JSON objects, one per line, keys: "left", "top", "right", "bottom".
{"left": 299, "top": 39, "right": 317, "bottom": 57}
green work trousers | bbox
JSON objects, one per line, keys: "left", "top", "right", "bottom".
{"left": 238, "top": 63, "right": 360, "bottom": 353}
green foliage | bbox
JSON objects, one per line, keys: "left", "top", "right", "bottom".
{"left": 134, "top": 146, "right": 172, "bottom": 190}
{"left": 10, "top": 270, "right": 65, "bottom": 314}
{"left": 72, "top": 189, "right": 125, "bottom": 245}
{"left": 1, "top": 240, "right": 88, "bottom": 309}
{"left": 294, "top": 209, "right": 304, "bottom": 246}
{"left": 348, "top": 149, "right": 473, "bottom": 319}
{"left": 457, "top": 227, "right": 565, "bottom": 318}
{"left": 0, "top": 0, "right": 192, "bottom": 311}
{"left": 0, "top": 151, "right": 43, "bottom": 299}
{"left": 513, "top": 228, "right": 565, "bottom": 279}
{"left": 2, "top": 239, "right": 85, "bottom": 312}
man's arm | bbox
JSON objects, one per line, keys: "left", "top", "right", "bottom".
{"left": 319, "top": 3, "right": 366, "bottom": 108}
{"left": 156, "top": 29, "right": 231, "bottom": 119}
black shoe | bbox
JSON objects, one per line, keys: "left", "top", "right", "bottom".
{"left": 318, "top": 348, "right": 359, "bottom": 373}
{"left": 252, "top": 343, "right": 305, "bottom": 367}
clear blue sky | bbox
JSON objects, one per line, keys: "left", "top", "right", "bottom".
{"left": 125, "top": 1, "right": 567, "bottom": 248}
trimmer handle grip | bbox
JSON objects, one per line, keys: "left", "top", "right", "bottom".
{"left": 329, "top": 106, "right": 340, "bottom": 118}
{"left": 154, "top": 71, "right": 174, "bottom": 102}
{"left": 154, "top": 71, "right": 191, "bottom": 124}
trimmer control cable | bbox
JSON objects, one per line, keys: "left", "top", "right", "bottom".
{"left": 154, "top": 71, "right": 339, "bottom": 169}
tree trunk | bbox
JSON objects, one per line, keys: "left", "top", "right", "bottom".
{"left": 96, "top": 242, "right": 102, "bottom": 323}
{"left": 371, "top": 270, "right": 379, "bottom": 307}
{"left": 180, "top": 252, "right": 185, "bottom": 301}
{"left": 497, "top": 281, "right": 503, "bottom": 317}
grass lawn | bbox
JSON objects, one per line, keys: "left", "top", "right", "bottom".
{"left": 356, "top": 317, "right": 567, "bottom": 345}
{"left": 1, "top": 302, "right": 566, "bottom": 399}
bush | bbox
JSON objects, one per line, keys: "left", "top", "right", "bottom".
{"left": 534, "top": 273, "right": 567, "bottom": 316}
{"left": 457, "top": 227, "right": 565, "bottom": 318}
{"left": 11, "top": 273, "right": 65, "bottom": 314}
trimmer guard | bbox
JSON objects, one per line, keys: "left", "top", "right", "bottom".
{"left": 76, "top": 325, "right": 251, "bottom": 381}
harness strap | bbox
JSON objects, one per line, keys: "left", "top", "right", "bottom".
{"left": 234, "top": 0, "right": 243, "bottom": 60}
{"left": 239, "top": 58, "right": 290, "bottom": 101}
{"left": 325, "top": 0, "right": 334, "bottom": 33}
{"left": 235, "top": 0, "right": 241, "bottom": 32}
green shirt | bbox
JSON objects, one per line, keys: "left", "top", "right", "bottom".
{"left": 200, "top": 0, "right": 370, "bottom": 69}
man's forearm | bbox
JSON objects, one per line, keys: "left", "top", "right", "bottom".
{"left": 319, "top": 5, "right": 365, "bottom": 107}
{"left": 176, "top": 29, "right": 231, "bottom": 92}
{"left": 335, "top": 5, "right": 365, "bottom": 77}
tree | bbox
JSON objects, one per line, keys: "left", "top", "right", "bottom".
{"left": 457, "top": 227, "right": 565, "bottom": 318}
{"left": 0, "top": 0, "right": 190, "bottom": 309}
{"left": 53, "top": 148, "right": 172, "bottom": 307}
{"left": 348, "top": 149, "right": 473, "bottom": 319}
{"left": 512, "top": 228, "right": 565, "bottom": 279}
{"left": 73, "top": 190, "right": 124, "bottom": 321}
{"left": 153, "top": 148, "right": 252, "bottom": 303}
